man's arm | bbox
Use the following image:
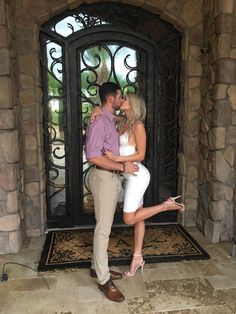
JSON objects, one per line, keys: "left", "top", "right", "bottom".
{"left": 88, "top": 156, "right": 139, "bottom": 174}
{"left": 88, "top": 155, "right": 125, "bottom": 172}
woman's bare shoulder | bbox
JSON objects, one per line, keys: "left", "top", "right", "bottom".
{"left": 134, "top": 120, "right": 145, "bottom": 130}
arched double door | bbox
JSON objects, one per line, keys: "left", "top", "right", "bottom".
{"left": 40, "top": 2, "right": 181, "bottom": 228}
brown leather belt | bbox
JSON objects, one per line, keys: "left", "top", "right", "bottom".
{"left": 95, "top": 166, "right": 120, "bottom": 174}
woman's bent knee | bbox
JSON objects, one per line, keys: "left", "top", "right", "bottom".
{"left": 123, "top": 213, "right": 135, "bottom": 225}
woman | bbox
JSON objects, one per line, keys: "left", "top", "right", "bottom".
{"left": 92, "top": 92, "right": 184, "bottom": 277}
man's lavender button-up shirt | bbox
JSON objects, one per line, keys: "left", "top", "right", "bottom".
{"left": 85, "top": 107, "right": 119, "bottom": 159}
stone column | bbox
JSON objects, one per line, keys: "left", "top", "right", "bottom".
{"left": 231, "top": 1, "right": 236, "bottom": 243}
{"left": 15, "top": 0, "right": 46, "bottom": 237}
{"left": 0, "top": 0, "right": 23, "bottom": 253}
{"left": 177, "top": 1, "right": 203, "bottom": 226}
{"left": 199, "top": 0, "right": 236, "bottom": 242}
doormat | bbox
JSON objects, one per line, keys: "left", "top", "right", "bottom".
{"left": 38, "top": 224, "right": 210, "bottom": 271}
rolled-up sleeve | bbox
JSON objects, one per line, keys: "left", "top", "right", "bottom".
{"left": 85, "top": 119, "right": 105, "bottom": 159}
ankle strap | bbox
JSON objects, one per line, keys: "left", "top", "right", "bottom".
{"left": 133, "top": 254, "right": 142, "bottom": 257}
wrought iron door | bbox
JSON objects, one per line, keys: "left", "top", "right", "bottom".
{"left": 40, "top": 3, "right": 181, "bottom": 228}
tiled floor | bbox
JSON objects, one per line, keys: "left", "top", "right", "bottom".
{"left": 0, "top": 227, "right": 236, "bottom": 314}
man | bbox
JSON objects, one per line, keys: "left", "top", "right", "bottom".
{"left": 85, "top": 82, "right": 139, "bottom": 302}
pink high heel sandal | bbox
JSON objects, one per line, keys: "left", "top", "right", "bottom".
{"left": 124, "top": 254, "right": 145, "bottom": 277}
{"left": 164, "top": 195, "right": 185, "bottom": 213}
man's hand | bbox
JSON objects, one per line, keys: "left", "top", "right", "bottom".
{"left": 124, "top": 161, "right": 139, "bottom": 175}
{"left": 104, "top": 151, "right": 120, "bottom": 162}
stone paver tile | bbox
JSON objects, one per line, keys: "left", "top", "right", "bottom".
{"left": 0, "top": 255, "right": 7, "bottom": 264}
{"left": 145, "top": 278, "right": 225, "bottom": 312}
{"left": 142, "top": 262, "right": 179, "bottom": 270}
{"left": 207, "top": 275, "right": 236, "bottom": 290}
{"left": 55, "top": 268, "right": 95, "bottom": 288}
{"left": 0, "top": 265, "right": 37, "bottom": 280}
{"left": 78, "top": 299, "right": 130, "bottom": 314}
{"left": 21, "top": 236, "right": 46, "bottom": 251}
{"left": 117, "top": 275, "right": 149, "bottom": 298}
{"left": 0, "top": 290, "right": 10, "bottom": 311}
{"left": 78, "top": 284, "right": 104, "bottom": 302}
{"left": 0, "top": 248, "right": 40, "bottom": 264}
{"left": 113, "top": 262, "right": 179, "bottom": 271}
{"left": 0, "top": 247, "right": 41, "bottom": 269}
{"left": 0, "top": 257, "right": 41, "bottom": 280}
{"left": 143, "top": 260, "right": 222, "bottom": 282}
{"left": 156, "top": 304, "right": 234, "bottom": 313}
{"left": 0, "top": 288, "right": 79, "bottom": 314}
{"left": 127, "top": 297, "right": 156, "bottom": 314}
{"left": 203, "top": 243, "right": 232, "bottom": 263}
{"left": 177, "top": 260, "right": 223, "bottom": 278}
{"left": 76, "top": 275, "right": 148, "bottom": 302}
{"left": 143, "top": 265, "right": 186, "bottom": 282}
{"left": 216, "top": 288, "right": 236, "bottom": 313}
{"left": 1, "top": 276, "right": 57, "bottom": 292}
{"left": 213, "top": 262, "right": 236, "bottom": 279}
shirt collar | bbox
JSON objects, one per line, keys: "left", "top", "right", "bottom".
{"left": 101, "top": 107, "right": 115, "bottom": 122}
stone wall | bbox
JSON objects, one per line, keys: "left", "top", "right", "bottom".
{"left": 0, "top": 0, "right": 23, "bottom": 253}
{"left": 15, "top": 0, "right": 45, "bottom": 238}
{"left": 1, "top": 0, "right": 236, "bottom": 253}
{"left": 198, "top": 0, "right": 236, "bottom": 242}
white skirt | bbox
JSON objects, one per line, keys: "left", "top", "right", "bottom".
{"left": 123, "top": 162, "right": 150, "bottom": 213}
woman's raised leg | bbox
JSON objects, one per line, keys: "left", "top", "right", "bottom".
{"left": 123, "top": 198, "right": 184, "bottom": 225}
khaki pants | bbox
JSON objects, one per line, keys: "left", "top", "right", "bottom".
{"left": 88, "top": 167, "right": 121, "bottom": 285}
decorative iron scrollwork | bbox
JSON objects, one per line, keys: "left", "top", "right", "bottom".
{"left": 157, "top": 39, "right": 181, "bottom": 192}
{"left": 51, "top": 13, "right": 109, "bottom": 37}
{"left": 40, "top": 38, "right": 68, "bottom": 217}
{"left": 80, "top": 43, "right": 139, "bottom": 212}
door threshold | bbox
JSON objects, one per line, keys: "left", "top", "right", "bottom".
{"left": 45, "top": 225, "right": 94, "bottom": 233}
{"left": 45, "top": 222, "right": 178, "bottom": 234}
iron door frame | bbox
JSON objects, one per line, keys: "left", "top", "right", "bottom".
{"left": 68, "top": 26, "right": 156, "bottom": 226}
{"left": 40, "top": 5, "right": 181, "bottom": 228}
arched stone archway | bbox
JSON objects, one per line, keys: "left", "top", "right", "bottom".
{"left": 15, "top": 0, "right": 203, "bottom": 234}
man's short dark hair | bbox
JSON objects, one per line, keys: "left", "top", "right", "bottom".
{"left": 99, "top": 82, "right": 121, "bottom": 104}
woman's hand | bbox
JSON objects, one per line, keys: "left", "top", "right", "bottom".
{"left": 90, "top": 106, "right": 102, "bottom": 122}
{"left": 104, "top": 151, "right": 120, "bottom": 162}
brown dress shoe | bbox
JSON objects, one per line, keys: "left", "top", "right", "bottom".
{"left": 98, "top": 278, "right": 125, "bottom": 302}
{"left": 90, "top": 268, "right": 123, "bottom": 280}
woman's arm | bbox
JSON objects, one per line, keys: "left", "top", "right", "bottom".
{"left": 90, "top": 107, "right": 124, "bottom": 123}
{"left": 90, "top": 106, "right": 102, "bottom": 122}
{"left": 105, "top": 121, "right": 146, "bottom": 162}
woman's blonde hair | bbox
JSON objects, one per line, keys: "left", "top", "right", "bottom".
{"left": 123, "top": 92, "right": 146, "bottom": 133}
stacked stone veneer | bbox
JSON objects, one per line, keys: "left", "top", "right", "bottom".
{"left": 0, "top": 0, "right": 23, "bottom": 253}
{"left": 197, "top": 0, "right": 236, "bottom": 243}
{"left": 0, "top": 0, "right": 235, "bottom": 253}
